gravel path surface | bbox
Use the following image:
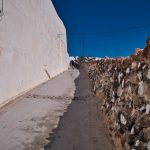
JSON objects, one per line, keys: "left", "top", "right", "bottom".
{"left": 0, "top": 70, "right": 79, "bottom": 150}
{"left": 0, "top": 67, "right": 113, "bottom": 150}
{"left": 45, "top": 67, "right": 113, "bottom": 150}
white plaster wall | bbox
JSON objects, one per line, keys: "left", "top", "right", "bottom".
{"left": 0, "top": 0, "right": 69, "bottom": 107}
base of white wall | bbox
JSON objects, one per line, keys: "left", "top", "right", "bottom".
{"left": 0, "top": 0, "right": 69, "bottom": 106}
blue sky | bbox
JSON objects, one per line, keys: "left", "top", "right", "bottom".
{"left": 52, "top": 0, "right": 150, "bottom": 57}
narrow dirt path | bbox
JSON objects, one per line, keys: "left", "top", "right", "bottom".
{"left": 45, "top": 66, "right": 113, "bottom": 150}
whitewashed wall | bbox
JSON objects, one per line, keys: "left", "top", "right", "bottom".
{"left": 0, "top": 0, "right": 69, "bottom": 107}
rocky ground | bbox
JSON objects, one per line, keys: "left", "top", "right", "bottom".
{"left": 87, "top": 38, "right": 150, "bottom": 150}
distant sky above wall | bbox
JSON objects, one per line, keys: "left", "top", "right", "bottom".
{"left": 52, "top": 0, "right": 150, "bottom": 57}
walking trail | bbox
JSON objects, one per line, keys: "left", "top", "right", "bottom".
{"left": 45, "top": 66, "right": 113, "bottom": 150}
{"left": 0, "top": 67, "right": 113, "bottom": 150}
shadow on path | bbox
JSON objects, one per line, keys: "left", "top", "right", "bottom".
{"left": 44, "top": 66, "right": 113, "bottom": 150}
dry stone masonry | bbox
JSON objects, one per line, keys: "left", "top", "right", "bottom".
{"left": 88, "top": 38, "right": 150, "bottom": 150}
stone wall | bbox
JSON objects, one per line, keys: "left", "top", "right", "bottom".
{"left": 88, "top": 38, "right": 150, "bottom": 150}
{"left": 0, "top": 0, "right": 69, "bottom": 107}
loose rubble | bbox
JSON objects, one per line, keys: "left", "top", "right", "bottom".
{"left": 87, "top": 37, "right": 150, "bottom": 150}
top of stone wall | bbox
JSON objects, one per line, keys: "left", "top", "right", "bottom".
{"left": 143, "top": 37, "right": 150, "bottom": 59}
